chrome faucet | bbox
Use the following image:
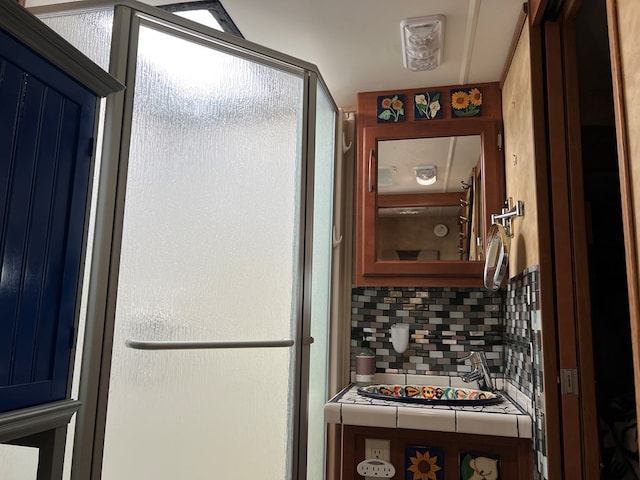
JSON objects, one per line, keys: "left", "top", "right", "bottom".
{"left": 458, "top": 350, "right": 494, "bottom": 392}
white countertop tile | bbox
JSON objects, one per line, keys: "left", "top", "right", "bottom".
{"left": 397, "top": 406, "right": 456, "bottom": 432}
{"left": 517, "top": 414, "right": 533, "bottom": 438}
{"left": 342, "top": 403, "right": 397, "bottom": 428}
{"left": 324, "top": 384, "right": 531, "bottom": 438}
{"left": 456, "top": 410, "right": 519, "bottom": 437}
{"left": 324, "top": 401, "right": 341, "bottom": 424}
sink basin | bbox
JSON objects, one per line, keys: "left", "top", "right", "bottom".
{"left": 357, "top": 384, "right": 503, "bottom": 406}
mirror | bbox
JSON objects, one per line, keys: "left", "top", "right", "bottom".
{"left": 376, "top": 135, "right": 483, "bottom": 262}
{"left": 483, "top": 223, "right": 510, "bottom": 290}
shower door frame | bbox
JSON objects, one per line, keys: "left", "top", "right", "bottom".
{"left": 29, "top": 2, "right": 336, "bottom": 479}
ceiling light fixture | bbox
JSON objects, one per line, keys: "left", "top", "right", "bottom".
{"left": 400, "top": 15, "right": 445, "bottom": 72}
{"left": 415, "top": 165, "right": 437, "bottom": 185}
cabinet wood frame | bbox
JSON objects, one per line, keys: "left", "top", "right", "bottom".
{"left": 355, "top": 113, "right": 505, "bottom": 287}
{"left": 340, "top": 425, "right": 533, "bottom": 480}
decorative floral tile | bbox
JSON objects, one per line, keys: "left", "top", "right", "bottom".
{"left": 377, "top": 94, "right": 405, "bottom": 122}
{"left": 450, "top": 87, "right": 482, "bottom": 117}
{"left": 414, "top": 91, "right": 442, "bottom": 120}
{"left": 406, "top": 445, "right": 444, "bottom": 480}
{"left": 459, "top": 452, "right": 501, "bottom": 480}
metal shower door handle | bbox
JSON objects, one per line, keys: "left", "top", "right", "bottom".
{"left": 125, "top": 338, "right": 295, "bottom": 351}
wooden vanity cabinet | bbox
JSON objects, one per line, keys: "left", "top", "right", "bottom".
{"left": 355, "top": 83, "right": 505, "bottom": 287}
{"left": 340, "top": 425, "right": 532, "bottom": 480}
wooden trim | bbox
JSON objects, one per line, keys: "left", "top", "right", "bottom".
{"left": 325, "top": 423, "right": 340, "bottom": 480}
{"left": 606, "top": 0, "right": 640, "bottom": 434}
{"left": 528, "top": 21, "right": 563, "bottom": 480}
{"left": 544, "top": 20, "right": 584, "bottom": 479}
{"left": 500, "top": 3, "right": 529, "bottom": 89}
{"left": 357, "top": 82, "right": 503, "bottom": 129}
{"left": 529, "top": 0, "right": 549, "bottom": 25}
{"left": 563, "top": 0, "right": 582, "bottom": 20}
{"left": 559, "top": 12, "right": 601, "bottom": 477}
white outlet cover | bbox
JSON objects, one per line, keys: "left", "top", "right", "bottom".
{"left": 356, "top": 459, "right": 396, "bottom": 478}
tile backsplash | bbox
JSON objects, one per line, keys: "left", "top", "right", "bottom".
{"left": 351, "top": 286, "right": 504, "bottom": 376}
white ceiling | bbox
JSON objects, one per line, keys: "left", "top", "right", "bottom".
{"left": 221, "top": 0, "right": 524, "bottom": 108}
{"left": 26, "top": 0, "right": 524, "bottom": 108}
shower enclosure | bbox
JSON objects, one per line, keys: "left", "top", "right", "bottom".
{"left": 29, "top": 2, "right": 336, "bottom": 479}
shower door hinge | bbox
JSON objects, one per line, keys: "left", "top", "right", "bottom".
{"left": 560, "top": 368, "right": 579, "bottom": 395}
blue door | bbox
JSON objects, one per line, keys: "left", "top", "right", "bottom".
{"left": 0, "top": 28, "right": 97, "bottom": 412}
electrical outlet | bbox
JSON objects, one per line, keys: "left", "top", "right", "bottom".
{"left": 365, "top": 438, "right": 390, "bottom": 461}
{"left": 356, "top": 458, "right": 396, "bottom": 478}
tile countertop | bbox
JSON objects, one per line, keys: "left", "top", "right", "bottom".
{"left": 324, "top": 374, "right": 532, "bottom": 439}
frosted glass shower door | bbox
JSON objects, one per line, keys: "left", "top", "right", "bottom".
{"left": 101, "top": 20, "right": 305, "bottom": 480}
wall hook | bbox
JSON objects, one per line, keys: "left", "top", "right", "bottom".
{"left": 342, "top": 131, "right": 352, "bottom": 153}
{"left": 342, "top": 111, "right": 354, "bottom": 153}
{"left": 332, "top": 225, "right": 343, "bottom": 247}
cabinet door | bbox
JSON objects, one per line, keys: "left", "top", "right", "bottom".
{"left": 0, "top": 28, "right": 97, "bottom": 412}
{"left": 354, "top": 86, "right": 506, "bottom": 288}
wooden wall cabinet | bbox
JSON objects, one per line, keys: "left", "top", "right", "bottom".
{"left": 340, "top": 425, "right": 532, "bottom": 480}
{"left": 355, "top": 83, "right": 505, "bottom": 287}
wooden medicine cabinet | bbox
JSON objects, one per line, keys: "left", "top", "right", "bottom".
{"left": 355, "top": 83, "right": 505, "bottom": 287}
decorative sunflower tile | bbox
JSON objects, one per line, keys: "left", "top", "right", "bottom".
{"left": 459, "top": 452, "right": 501, "bottom": 480}
{"left": 414, "top": 91, "right": 442, "bottom": 120}
{"left": 406, "top": 445, "right": 444, "bottom": 480}
{"left": 450, "top": 87, "right": 482, "bottom": 117}
{"left": 377, "top": 94, "right": 405, "bottom": 122}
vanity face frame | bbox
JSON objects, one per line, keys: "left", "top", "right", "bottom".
{"left": 340, "top": 425, "right": 532, "bottom": 480}
{"left": 355, "top": 84, "right": 505, "bottom": 287}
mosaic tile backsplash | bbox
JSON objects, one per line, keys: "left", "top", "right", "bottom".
{"left": 351, "top": 286, "right": 504, "bottom": 376}
{"left": 504, "top": 267, "right": 546, "bottom": 480}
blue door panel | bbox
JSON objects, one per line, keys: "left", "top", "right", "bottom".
{"left": 0, "top": 62, "right": 39, "bottom": 386}
{"left": 50, "top": 101, "right": 94, "bottom": 402}
{"left": 4, "top": 76, "right": 48, "bottom": 385}
{"left": 0, "top": 59, "right": 23, "bottom": 226}
{"left": 20, "top": 92, "right": 67, "bottom": 384}
{"left": 0, "top": 60, "right": 23, "bottom": 386}
{"left": 34, "top": 99, "right": 81, "bottom": 385}
{"left": 0, "top": 381, "right": 52, "bottom": 412}
{"left": 0, "top": 28, "right": 97, "bottom": 412}
{"left": 16, "top": 90, "right": 78, "bottom": 385}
